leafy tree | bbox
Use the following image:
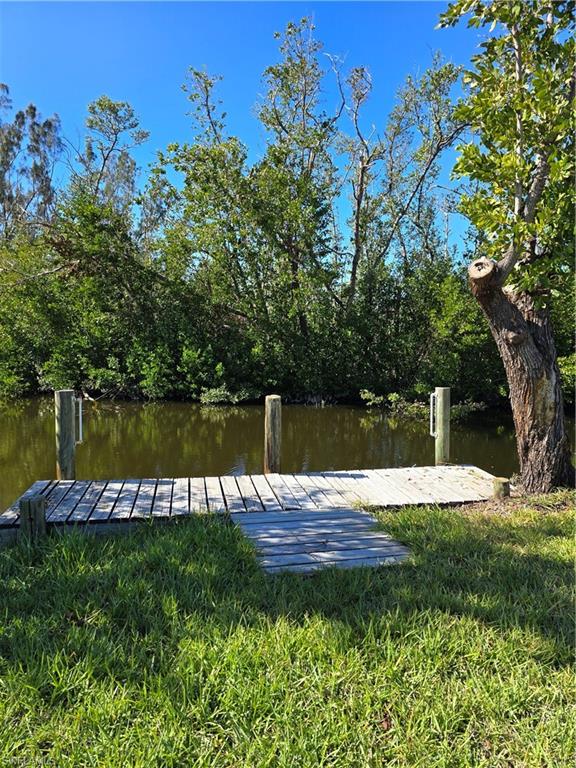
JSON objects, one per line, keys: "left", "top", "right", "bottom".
{"left": 67, "top": 95, "right": 149, "bottom": 214}
{"left": 151, "top": 21, "right": 347, "bottom": 397}
{"left": 255, "top": 18, "right": 344, "bottom": 345}
{"left": 344, "top": 55, "right": 463, "bottom": 298}
{"left": 439, "top": 0, "right": 575, "bottom": 491}
{"left": 339, "top": 55, "right": 477, "bottom": 398}
{"left": 0, "top": 84, "right": 61, "bottom": 241}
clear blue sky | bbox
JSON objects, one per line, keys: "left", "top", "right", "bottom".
{"left": 0, "top": 1, "right": 483, "bottom": 243}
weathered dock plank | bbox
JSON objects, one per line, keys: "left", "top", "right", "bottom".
{"left": 235, "top": 518, "right": 376, "bottom": 538}
{"left": 151, "top": 478, "right": 173, "bottom": 518}
{"left": 263, "top": 554, "right": 407, "bottom": 574}
{"left": 364, "top": 469, "right": 420, "bottom": 505}
{"left": 69, "top": 481, "right": 108, "bottom": 523}
{"left": 189, "top": 476, "right": 207, "bottom": 513}
{"left": 171, "top": 477, "right": 189, "bottom": 516}
{"left": 220, "top": 475, "right": 246, "bottom": 514}
{"left": 265, "top": 473, "right": 301, "bottom": 510}
{"left": 250, "top": 475, "right": 283, "bottom": 512}
{"left": 110, "top": 479, "right": 141, "bottom": 520}
{"left": 415, "top": 466, "right": 484, "bottom": 502}
{"left": 371, "top": 468, "right": 439, "bottom": 505}
{"left": 302, "top": 473, "right": 353, "bottom": 508}
{"left": 48, "top": 480, "right": 91, "bottom": 523}
{"left": 279, "top": 474, "right": 319, "bottom": 510}
{"left": 131, "top": 479, "right": 157, "bottom": 519}
{"left": 260, "top": 544, "right": 410, "bottom": 570}
{"left": 259, "top": 552, "right": 319, "bottom": 569}
{"left": 230, "top": 507, "right": 363, "bottom": 526}
{"left": 91, "top": 480, "right": 125, "bottom": 521}
{"left": 205, "top": 476, "right": 226, "bottom": 514}
{"left": 445, "top": 465, "right": 495, "bottom": 495}
{"left": 255, "top": 534, "right": 401, "bottom": 555}
{"left": 236, "top": 475, "right": 265, "bottom": 512}
{"left": 320, "top": 472, "right": 364, "bottom": 505}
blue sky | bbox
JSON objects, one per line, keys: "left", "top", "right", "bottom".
{"left": 0, "top": 1, "right": 483, "bottom": 244}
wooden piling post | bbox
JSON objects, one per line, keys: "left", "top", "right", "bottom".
{"left": 493, "top": 477, "right": 510, "bottom": 498}
{"left": 55, "top": 389, "right": 76, "bottom": 480}
{"left": 264, "top": 395, "right": 281, "bottom": 474}
{"left": 434, "top": 386, "right": 450, "bottom": 465}
{"left": 18, "top": 495, "right": 47, "bottom": 542}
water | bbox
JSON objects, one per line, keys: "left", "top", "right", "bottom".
{"left": 3, "top": 397, "right": 566, "bottom": 512}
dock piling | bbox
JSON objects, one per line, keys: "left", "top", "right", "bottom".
{"left": 55, "top": 389, "right": 76, "bottom": 480}
{"left": 493, "top": 477, "right": 510, "bottom": 498}
{"left": 434, "top": 386, "right": 450, "bottom": 465}
{"left": 18, "top": 495, "right": 47, "bottom": 542}
{"left": 264, "top": 395, "right": 281, "bottom": 474}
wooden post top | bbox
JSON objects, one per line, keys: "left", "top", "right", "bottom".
{"left": 493, "top": 477, "right": 511, "bottom": 498}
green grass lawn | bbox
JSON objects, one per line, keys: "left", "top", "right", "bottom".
{"left": 0, "top": 492, "right": 573, "bottom": 767}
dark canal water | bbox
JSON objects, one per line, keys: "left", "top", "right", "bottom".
{"left": 3, "top": 397, "right": 570, "bottom": 512}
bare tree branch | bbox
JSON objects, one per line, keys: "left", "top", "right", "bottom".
{"left": 377, "top": 122, "right": 466, "bottom": 262}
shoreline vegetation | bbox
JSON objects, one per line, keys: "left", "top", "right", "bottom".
{"left": 0, "top": 390, "right": 497, "bottom": 425}
{"left": 0, "top": 491, "right": 572, "bottom": 766}
{"left": 2, "top": 389, "right": 574, "bottom": 423}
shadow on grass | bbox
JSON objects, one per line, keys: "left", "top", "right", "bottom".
{"left": 0, "top": 505, "right": 572, "bottom": 674}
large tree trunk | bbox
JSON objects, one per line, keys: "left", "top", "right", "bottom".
{"left": 469, "top": 257, "right": 574, "bottom": 493}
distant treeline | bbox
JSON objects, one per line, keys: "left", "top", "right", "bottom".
{"left": 0, "top": 20, "right": 573, "bottom": 407}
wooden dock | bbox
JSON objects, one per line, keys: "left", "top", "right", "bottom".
{"left": 0, "top": 465, "right": 495, "bottom": 572}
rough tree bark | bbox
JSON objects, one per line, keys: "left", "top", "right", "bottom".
{"left": 469, "top": 256, "right": 574, "bottom": 492}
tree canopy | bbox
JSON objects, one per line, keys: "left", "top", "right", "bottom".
{"left": 440, "top": 0, "right": 575, "bottom": 297}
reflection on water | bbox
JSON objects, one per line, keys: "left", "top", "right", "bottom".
{"left": 0, "top": 397, "right": 572, "bottom": 511}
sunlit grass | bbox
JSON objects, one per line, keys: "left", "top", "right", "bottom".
{"left": 0, "top": 493, "right": 573, "bottom": 767}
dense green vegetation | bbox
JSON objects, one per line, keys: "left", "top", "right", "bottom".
{"left": 0, "top": 493, "right": 573, "bottom": 766}
{"left": 0, "top": 17, "right": 573, "bottom": 408}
